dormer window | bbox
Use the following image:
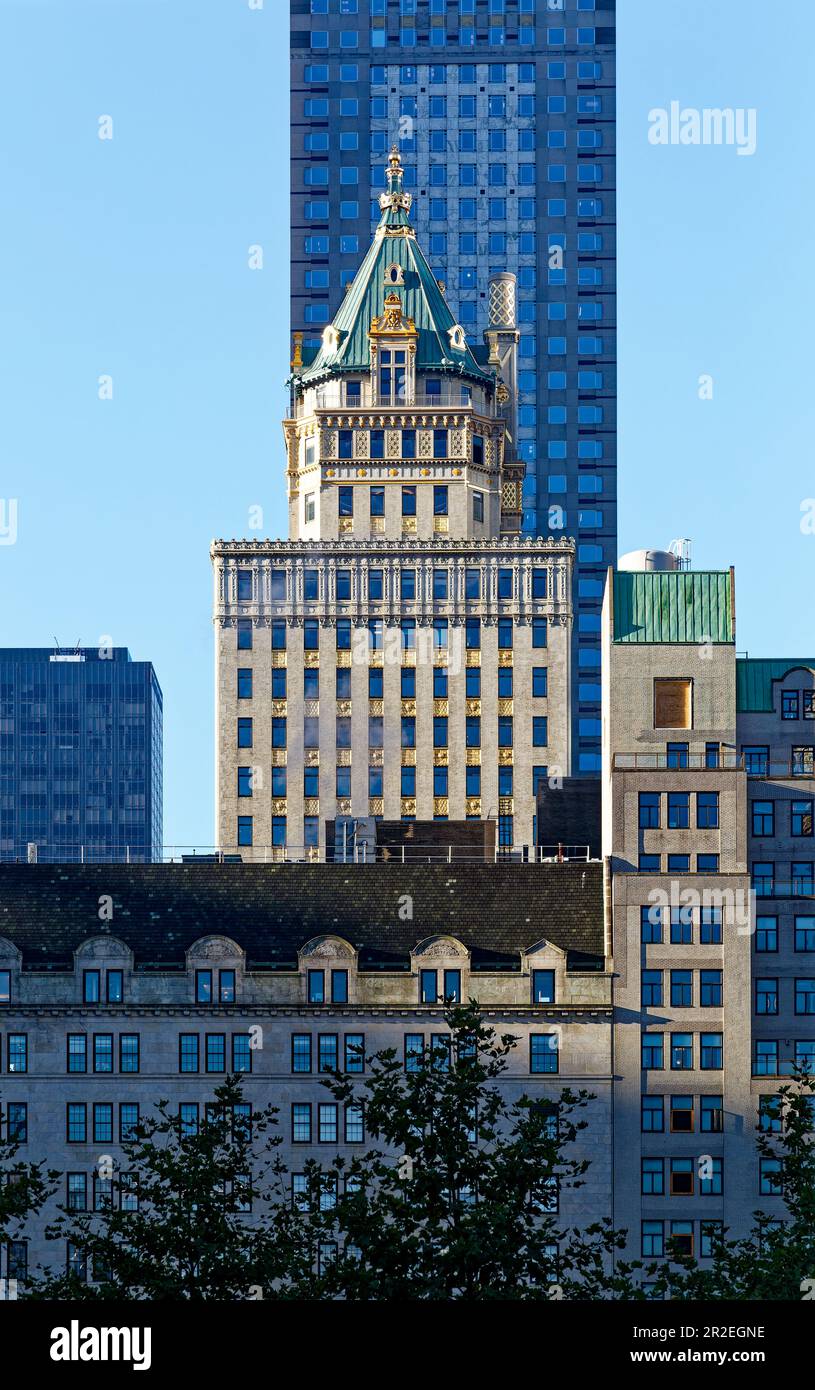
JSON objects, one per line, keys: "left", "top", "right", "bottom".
{"left": 384, "top": 262, "right": 405, "bottom": 287}
{"left": 448, "top": 324, "right": 467, "bottom": 352}
{"left": 321, "top": 324, "right": 341, "bottom": 356}
{"left": 379, "top": 348, "right": 407, "bottom": 403}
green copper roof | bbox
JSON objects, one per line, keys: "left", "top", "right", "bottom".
{"left": 298, "top": 147, "right": 494, "bottom": 387}
{"left": 736, "top": 658, "right": 815, "bottom": 712}
{"left": 613, "top": 570, "right": 734, "bottom": 644}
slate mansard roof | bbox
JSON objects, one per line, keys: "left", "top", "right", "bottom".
{"left": 0, "top": 863, "right": 605, "bottom": 973}
{"left": 297, "top": 146, "right": 495, "bottom": 389}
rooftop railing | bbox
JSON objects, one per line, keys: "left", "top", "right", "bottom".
{"left": 1, "top": 843, "right": 594, "bottom": 867}
{"left": 299, "top": 385, "right": 492, "bottom": 413}
{"left": 612, "top": 752, "right": 743, "bottom": 771}
{"left": 167, "top": 843, "right": 594, "bottom": 866}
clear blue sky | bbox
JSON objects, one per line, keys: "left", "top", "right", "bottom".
{"left": 1, "top": 1, "right": 811, "bottom": 849}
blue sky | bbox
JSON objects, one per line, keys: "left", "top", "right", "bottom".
{"left": 0, "top": 0, "right": 811, "bottom": 849}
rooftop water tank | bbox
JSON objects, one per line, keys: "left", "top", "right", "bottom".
{"left": 618, "top": 548, "right": 679, "bottom": 573}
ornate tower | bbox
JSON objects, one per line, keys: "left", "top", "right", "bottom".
{"left": 213, "top": 149, "right": 574, "bottom": 859}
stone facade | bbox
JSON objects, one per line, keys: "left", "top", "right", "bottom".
{"left": 0, "top": 861, "right": 611, "bottom": 1283}
{"left": 213, "top": 150, "right": 574, "bottom": 859}
{"left": 601, "top": 567, "right": 815, "bottom": 1273}
{"left": 737, "top": 660, "right": 815, "bottom": 1179}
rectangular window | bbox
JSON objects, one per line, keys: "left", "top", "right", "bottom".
{"left": 700, "top": 908, "right": 722, "bottom": 944}
{"left": 654, "top": 678, "right": 692, "bottom": 729}
{"left": 205, "top": 1035, "right": 225, "bottom": 1073}
{"left": 670, "top": 907, "right": 693, "bottom": 944}
{"left": 752, "top": 800, "right": 774, "bottom": 837}
{"left": 756, "top": 915, "right": 778, "bottom": 952}
{"left": 318, "top": 1104, "right": 338, "bottom": 1143}
{"left": 700, "top": 1033, "right": 723, "bottom": 1069}
{"left": 106, "top": 970, "right": 123, "bottom": 1004}
{"left": 641, "top": 904, "right": 663, "bottom": 943}
{"left": 7, "top": 1102, "right": 27, "bottom": 1142}
{"left": 292, "top": 1104, "right": 312, "bottom": 1144}
{"left": 67, "top": 1173, "right": 87, "bottom": 1212}
{"left": 641, "top": 1158, "right": 664, "bottom": 1195}
{"left": 119, "top": 1035, "right": 139, "bottom": 1074}
{"left": 292, "top": 1034, "right": 312, "bottom": 1074}
{"left": 318, "top": 1034, "right": 339, "bottom": 1074}
{"left": 530, "top": 1034, "right": 559, "bottom": 1074}
{"left": 670, "top": 1096, "right": 694, "bottom": 1133}
{"left": 345, "top": 1033, "right": 364, "bottom": 1074}
{"left": 179, "top": 1034, "right": 199, "bottom": 1073}
{"left": 308, "top": 970, "right": 325, "bottom": 1004}
{"left": 345, "top": 1104, "right": 364, "bottom": 1144}
{"left": 83, "top": 970, "right": 101, "bottom": 1004}
{"left": 671, "top": 1033, "right": 693, "bottom": 1070}
{"left": 700, "top": 1095, "right": 723, "bottom": 1133}
{"left": 67, "top": 1035, "right": 87, "bottom": 1074}
{"left": 405, "top": 1034, "right": 424, "bottom": 1072}
{"left": 120, "top": 1103, "right": 139, "bottom": 1142}
{"left": 670, "top": 971, "right": 693, "bottom": 1008}
{"left": 641, "top": 1096, "right": 664, "bottom": 1133}
{"left": 232, "top": 1034, "right": 252, "bottom": 1072}
{"left": 670, "top": 1158, "right": 694, "bottom": 1197}
{"left": 66, "top": 1104, "right": 87, "bottom": 1143}
{"left": 93, "top": 1034, "right": 113, "bottom": 1074}
{"left": 94, "top": 1103, "right": 113, "bottom": 1144}
{"left": 639, "top": 793, "right": 660, "bottom": 829}
{"left": 642, "top": 1034, "right": 664, "bottom": 1070}
{"left": 532, "top": 969, "right": 555, "bottom": 1005}
{"left": 700, "top": 970, "right": 723, "bottom": 1006}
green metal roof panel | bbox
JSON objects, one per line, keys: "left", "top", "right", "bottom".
{"left": 736, "top": 658, "right": 815, "bottom": 712}
{"left": 299, "top": 147, "right": 494, "bottom": 386}
{"left": 613, "top": 570, "right": 733, "bottom": 645}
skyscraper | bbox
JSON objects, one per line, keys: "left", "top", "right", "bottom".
{"left": 213, "top": 148, "right": 573, "bottom": 857}
{"left": 290, "top": 0, "right": 616, "bottom": 774}
{"left": 0, "top": 648, "right": 163, "bottom": 864}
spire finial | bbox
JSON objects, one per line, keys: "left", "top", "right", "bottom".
{"left": 379, "top": 140, "right": 412, "bottom": 216}
{"left": 386, "top": 144, "right": 403, "bottom": 194}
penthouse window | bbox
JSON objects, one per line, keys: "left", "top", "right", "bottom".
{"left": 654, "top": 679, "right": 692, "bottom": 729}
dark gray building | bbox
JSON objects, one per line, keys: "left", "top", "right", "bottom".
{"left": 0, "top": 860, "right": 611, "bottom": 1283}
{"left": 289, "top": 0, "right": 617, "bottom": 774}
{"left": 0, "top": 648, "right": 163, "bottom": 864}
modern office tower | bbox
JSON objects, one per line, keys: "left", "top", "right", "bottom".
{"left": 0, "top": 858, "right": 612, "bottom": 1282}
{"left": 602, "top": 562, "right": 756, "bottom": 1270}
{"left": 0, "top": 648, "right": 163, "bottom": 864}
{"left": 736, "top": 658, "right": 815, "bottom": 1108}
{"left": 213, "top": 149, "right": 573, "bottom": 858}
{"left": 290, "top": 0, "right": 617, "bottom": 775}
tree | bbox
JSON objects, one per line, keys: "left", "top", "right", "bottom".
{"left": 294, "top": 1001, "right": 631, "bottom": 1300}
{"left": 644, "top": 1070, "right": 815, "bottom": 1301}
{"left": 26, "top": 1077, "right": 309, "bottom": 1300}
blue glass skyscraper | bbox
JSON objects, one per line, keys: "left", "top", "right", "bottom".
{"left": 290, "top": 0, "right": 616, "bottom": 772}
{"left": 0, "top": 648, "right": 163, "bottom": 863}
